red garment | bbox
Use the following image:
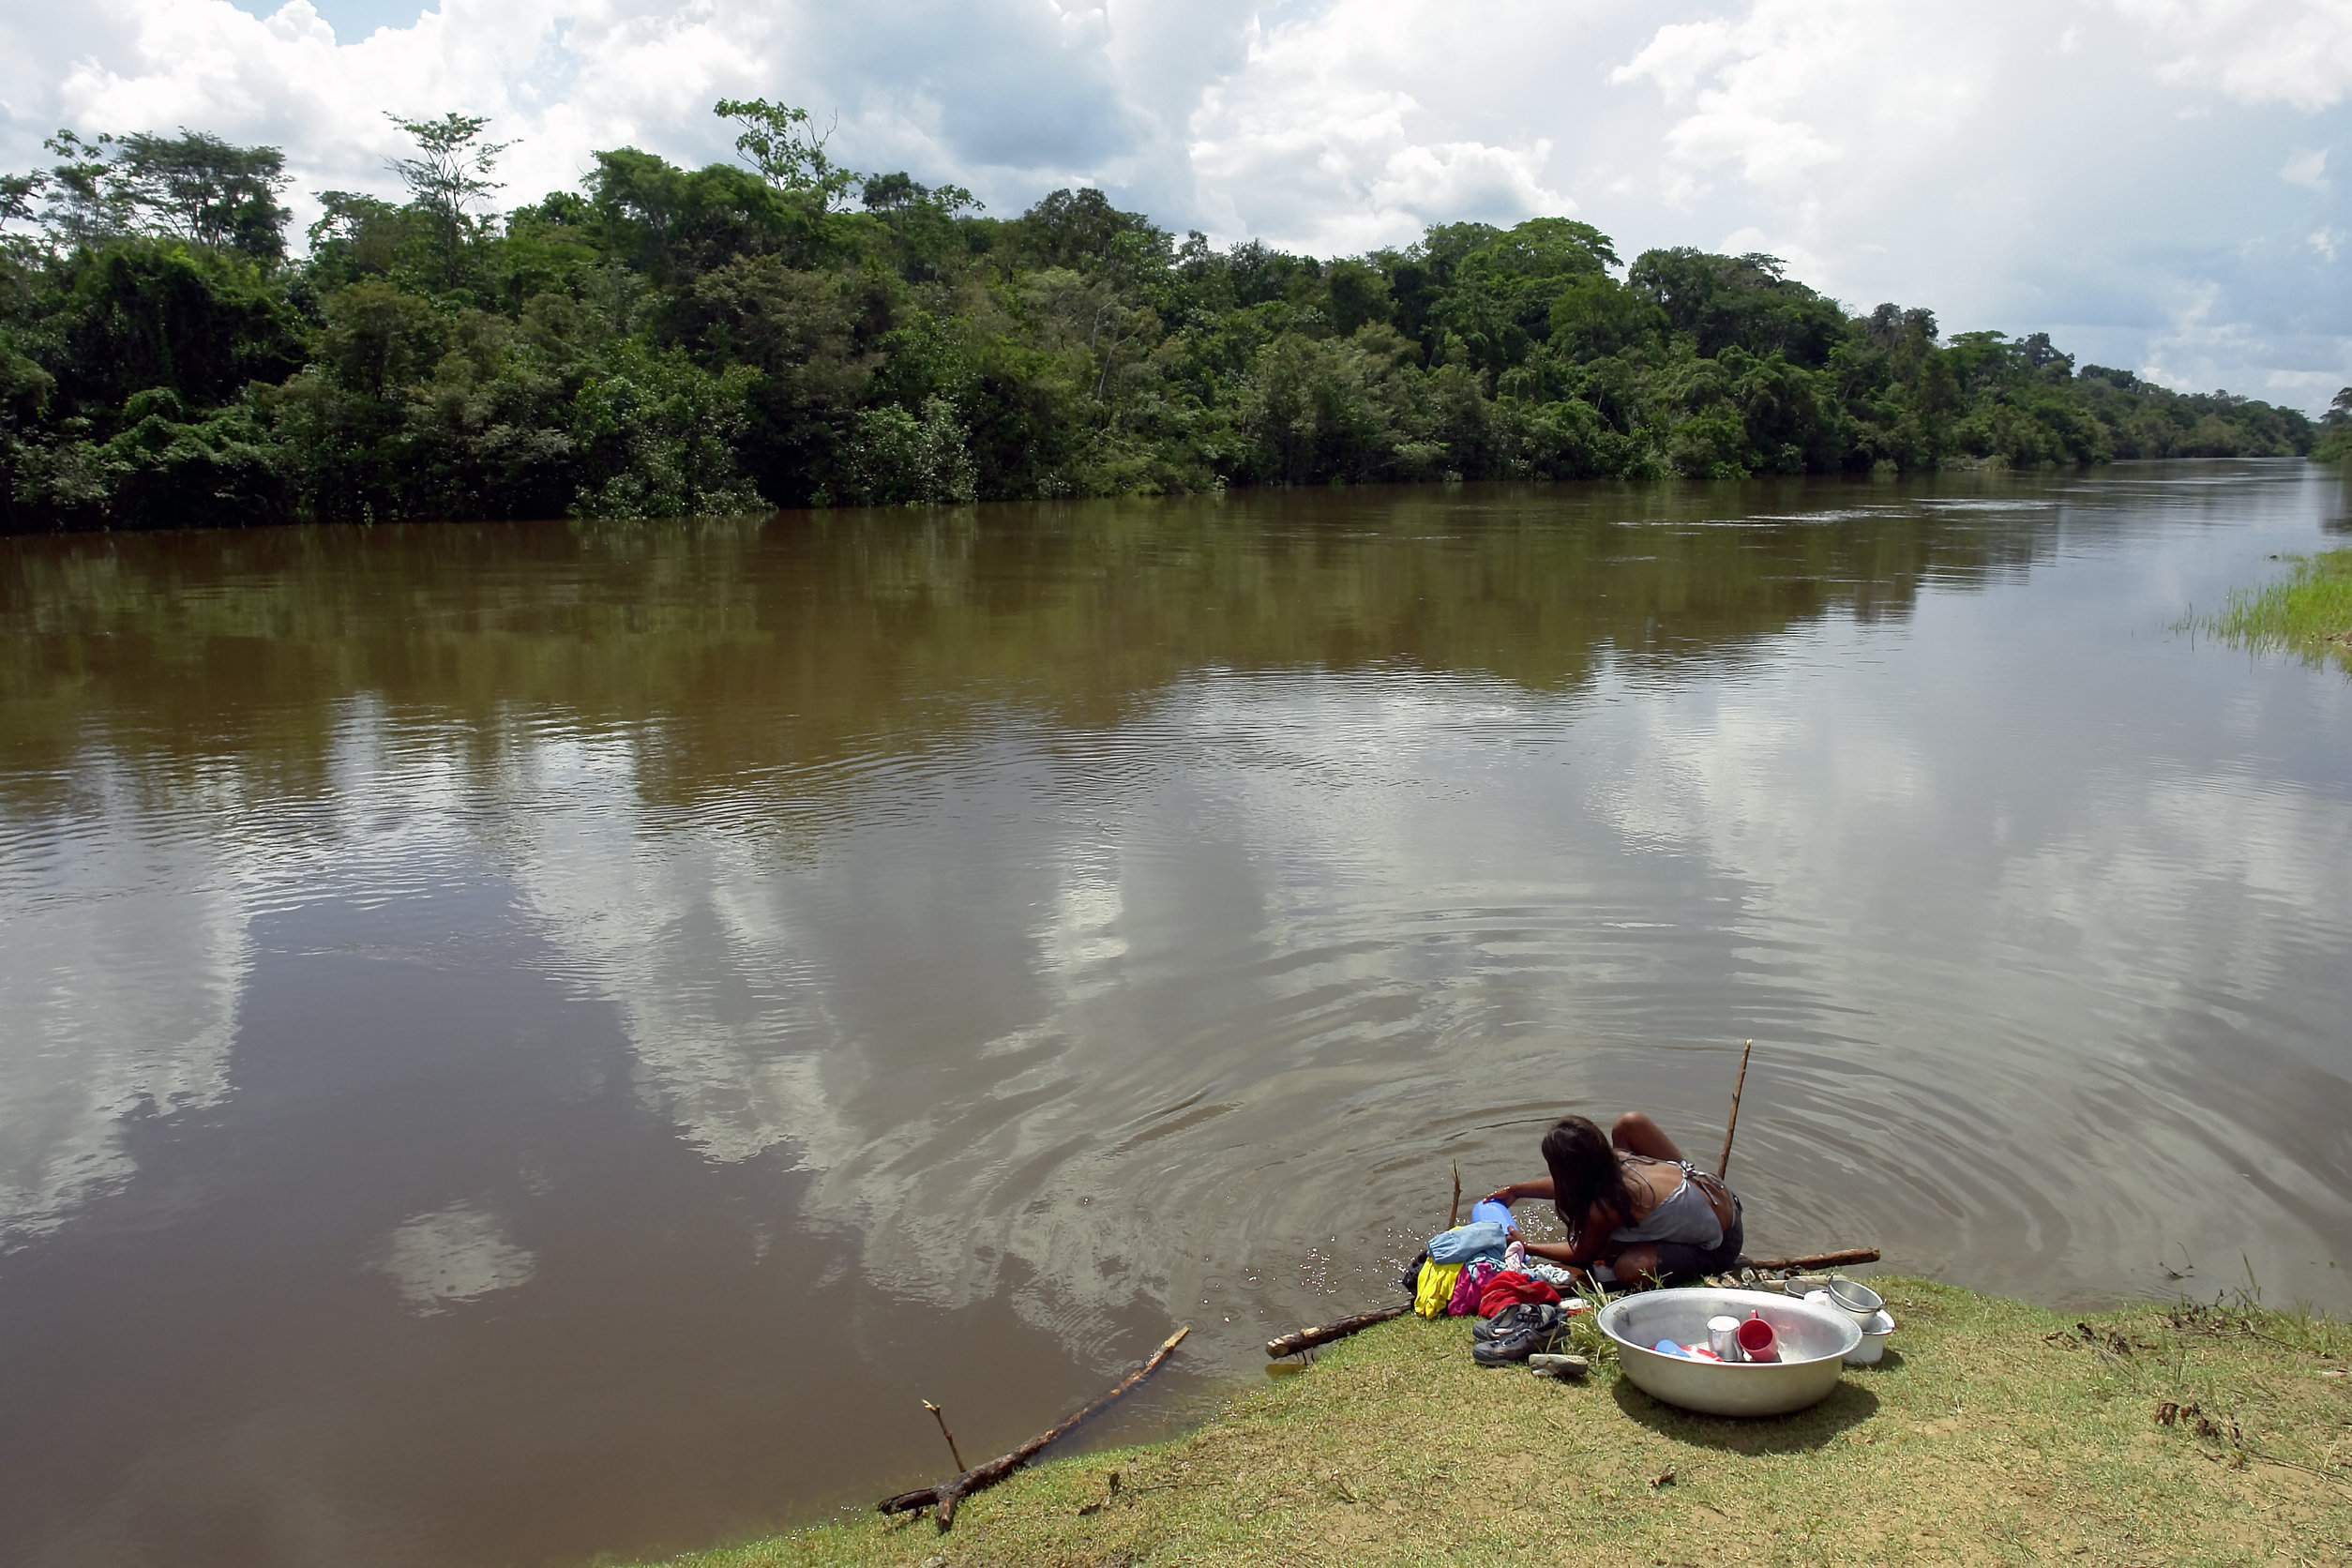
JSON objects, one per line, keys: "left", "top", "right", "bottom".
{"left": 1476, "top": 1271, "right": 1562, "bottom": 1317}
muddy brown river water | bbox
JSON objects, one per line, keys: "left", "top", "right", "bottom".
{"left": 2, "top": 465, "right": 2348, "bottom": 1566}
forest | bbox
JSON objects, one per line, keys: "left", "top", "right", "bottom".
{"left": 0, "top": 107, "right": 2341, "bottom": 532}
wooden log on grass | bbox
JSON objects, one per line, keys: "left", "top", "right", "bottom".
{"left": 1263, "top": 1301, "right": 1412, "bottom": 1358}
{"left": 878, "top": 1325, "right": 1190, "bottom": 1529}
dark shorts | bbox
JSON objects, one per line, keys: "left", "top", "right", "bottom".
{"left": 1649, "top": 1201, "right": 1743, "bottom": 1284}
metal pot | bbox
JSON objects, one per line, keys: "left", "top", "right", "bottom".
{"left": 1826, "top": 1275, "right": 1885, "bottom": 1325}
{"left": 1598, "top": 1288, "right": 1861, "bottom": 1417}
{"left": 1844, "top": 1308, "right": 1895, "bottom": 1365}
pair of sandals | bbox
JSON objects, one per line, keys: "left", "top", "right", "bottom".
{"left": 1470, "top": 1302, "right": 1571, "bottom": 1365}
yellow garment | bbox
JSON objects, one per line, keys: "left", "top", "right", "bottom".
{"left": 1413, "top": 1259, "right": 1463, "bottom": 1318}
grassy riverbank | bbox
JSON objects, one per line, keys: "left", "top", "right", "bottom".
{"left": 643, "top": 1279, "right": 2347, "bottom": 1568}
{"left": 2209, "top": 549, "right": 2352, "bottom": 673}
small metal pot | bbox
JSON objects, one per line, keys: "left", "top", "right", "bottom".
{"left": 1844, "top": 1309, "right": 1895, "bottom": 1365}
{"left": 1826, "top": 1276, "right": 1885, "bottom": 1325}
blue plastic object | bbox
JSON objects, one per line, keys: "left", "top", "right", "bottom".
{"left": 1470, "top": 1199, "right": 1514, "bottom": 1229}
{"left": 1654, "top": 1338, "right": 1689, "bottom": 1358}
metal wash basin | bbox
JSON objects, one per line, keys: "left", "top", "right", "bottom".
{"left": 1597, "top": 1288, "right": 1862, "bottom": 1417}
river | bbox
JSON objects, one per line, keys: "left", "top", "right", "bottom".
{"left": 2, "top": 463, "right": 2348, "bottom": 1566}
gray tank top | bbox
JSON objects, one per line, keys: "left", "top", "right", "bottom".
{"left": 1607, "top": 1158, "right": 1725, "bottom": 1249}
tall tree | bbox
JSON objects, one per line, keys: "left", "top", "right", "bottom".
{"left": 12, "top": 130, "right": 290, "bottom": 260}
{"left": 859, "top": 171, "right": 979, "bottom": 216}
{"left": 714, "top": 98, "right": 857, "bottom": 210}
{"left": 385, "top": 112, "right": 513, "bottom": 282}
{"left": 28, "top": 132, "right": 137, "bottom": 249}
{"left": 111, "top": 131, "right": 291, "bottom": 259}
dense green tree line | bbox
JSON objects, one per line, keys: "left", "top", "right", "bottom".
{"left": 0, "top": 108, "right": 2332, "bottom": 532}
{"left": 2314, "top": 388, "right": 2352, "bottom": 462}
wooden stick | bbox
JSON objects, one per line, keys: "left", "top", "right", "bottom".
{"left": 878, "top": 1326, "right": 1190, "bottom": 1529}
{"left": 1447, "top": 1159, "right": 1461, "bottom": 1229}
{"left": 1264, "top": 1302, "right": 1411, "bottom": 1359}
{"left": 1742, "top": 1247, "right": 1879, "bottom": 1272}
{"left": 1716, "top": 1039, "right": 1753, "bottom": 1180}
{"left": 921, "top": 1400, "right": 967, "bottom": 1473}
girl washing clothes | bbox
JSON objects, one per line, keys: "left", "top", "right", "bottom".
{"left": 1482, "top": 1112, "right": 1742, "bottom": 1287}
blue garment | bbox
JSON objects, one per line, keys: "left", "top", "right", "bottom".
{"left": 1427, "top": 1220, "right": 1511, "bottom": 1265}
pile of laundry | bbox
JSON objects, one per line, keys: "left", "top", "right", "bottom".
{"left": 1401, "top": 1199, "right": 1591, "bottom": 1367}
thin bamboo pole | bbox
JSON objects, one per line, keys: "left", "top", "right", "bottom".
{"left": 1716, "top": 1039, "right": 1754, "bottom": 1180}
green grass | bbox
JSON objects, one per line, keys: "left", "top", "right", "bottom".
{"left": 2207, "top": 549, "right": 2352, "bottom": 673}
{"left": 635, "top": 1280, "right": 2350, "bottom": 1568}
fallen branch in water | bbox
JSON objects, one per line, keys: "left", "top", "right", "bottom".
{"left": 1742, "top": 1248, "right": 1880, "bottom": 1273}
{"left": 878, "top": 1325, "right": 1190, "bottom": 1529}
{"left": 1264, "top": 1302, "right": 1412, "bottom": 1358}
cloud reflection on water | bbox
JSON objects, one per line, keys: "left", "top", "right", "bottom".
{"left": 498, "top": 633, "right": 2352, "bottom": 1354}
{"left": 0, "top": 761, "right": 246, "bottom": 1243}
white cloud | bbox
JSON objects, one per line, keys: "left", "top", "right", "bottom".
{"left": 2108, "top": 0, "right": 2352, "bottom": 111}
{"left": 0, "top": 0, "right": 2346, "bottom": 408}
{"left": 1182, "top": 2, "right": 1585, "bottom": 251}
{"left": 1595, "top": 1, "right": 2351, "bottom": 406}
{"left": 2282, "top": 145, "right": 2330, "bottom": 188}
{"left": 1612, "top": 21, "right": 1741, "bottom": 106}
{"left": 1607, "top": 1, "right": 1944, "bottom": 208}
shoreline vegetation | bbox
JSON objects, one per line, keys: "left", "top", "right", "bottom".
{"left": 638, "top": 1279, "right": 2346, "bottom": 1568}
{"left": 3, "top": 106, "right": 2347, "bottom": 535}
{"left": 2208, "top": 549, "right": 2352, "bottom": 674}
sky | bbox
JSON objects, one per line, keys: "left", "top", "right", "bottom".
{"left": 1, "top": 0, "right": 2347, "bottom": 410}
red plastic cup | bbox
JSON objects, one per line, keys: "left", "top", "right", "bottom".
{"left": 1736, "top": 1312, "right": 1778, "bottom": 1362}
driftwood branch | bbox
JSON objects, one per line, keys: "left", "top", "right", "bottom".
{"left": 1264, "top": 1301, "right": 1411, "bottom": 1358}
{"left": 1742, "top": 1247, "right": 1880, "bottom": 1272}
{"left": 1447, "top": 1159, "right": 1461, "bottom": 1229}
{"left": 1716, "top": 1038, "right": 1753, "bottom": 1180}
{"left": 878, "top": 1325, "right": 1190, "bottom": 1529}
{"left": 922, "top": 1400, "right": 966, "bottom": 1473}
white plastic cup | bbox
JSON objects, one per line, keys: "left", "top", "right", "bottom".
{"left": 1706, "top": 1315, "right": 1744, "bottom": 1362}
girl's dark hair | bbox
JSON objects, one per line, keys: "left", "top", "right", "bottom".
{"left": 1541, "top": 1115, "right": 1640, "bottom": 1247}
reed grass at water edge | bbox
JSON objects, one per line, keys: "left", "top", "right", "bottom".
{"left": 2205, "top": 549, "right": 2352, "bottom": 673}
